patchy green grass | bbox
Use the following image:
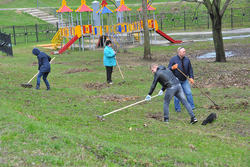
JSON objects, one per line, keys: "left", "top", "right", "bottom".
{"left": 0, "top": 10, "right": 47, "bottom": 27}
{"left": 0, "top": 35, "right": 249, "bottom": 166}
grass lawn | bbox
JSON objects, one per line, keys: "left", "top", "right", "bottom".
{"left": 0, "top": 10, "right": 48, "bottom": 27}
{"left": 0, "top": 35, "right": 249, "bottom": 166}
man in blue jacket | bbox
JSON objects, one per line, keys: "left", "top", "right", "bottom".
{"left": 32, "top": 48, "right": 51, "bottom": 90}
{"left": 145, "top": 63, "right": 198, "bottom": 124}
{"left": 168, "top": 47, "right": 196, "bottom": 112}
{"left": 103, "top": 40, "right": 116, "bottom": 84}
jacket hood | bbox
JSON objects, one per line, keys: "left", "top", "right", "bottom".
{"left": 157, "top": 65, "right": 166, "bottom": 70}
{"left": 32, "top": 48, "right": 40, "bottom": 55}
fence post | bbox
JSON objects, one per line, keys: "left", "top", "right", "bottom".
{"left": 231, "top": 8, "right": 233, "bottom": 29}
{"left": 9, "top": 33, "right": 13, "bottom": 57}
{"left": 37, "top": 0, "right": 39, "bottom": 9}
{"left": 13, "top": 25, "right": 16, "bottom": 45}
{"left": 184, "top": 11, "right": 186, "bottom": 30}
{"left": 35, "top": 24, "right": 38, "bottom": 42}
{"left": 207, "top": 12, "right": 209, "bottom": 29}
{"left": 161, "top": 16, "right": 163, "bottom": 30}
{"left": 54, "top": 9, "right": 56, "bottom": 17}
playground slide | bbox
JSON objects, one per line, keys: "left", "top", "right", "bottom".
{"left": 156, "top": 29, "right": 182, "bottom": 43}
{"left": 57, "top": 35, "right": 79, "bottom": 54}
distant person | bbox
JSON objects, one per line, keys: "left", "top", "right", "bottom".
{"left": 168, "top": 47, "right": 196, "bottom": 112}
{"left": 32, "top": 48, "right": 51, "bottom": 90}
{"left": 145, "top": 63, "right": 198, "bottom": 124}
{"left": 103, "top": 40, "right": 116, "bottom": 84}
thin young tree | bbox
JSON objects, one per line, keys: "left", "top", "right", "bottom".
{"left": 142, "top": 0, "right": 151, "bottom": 59}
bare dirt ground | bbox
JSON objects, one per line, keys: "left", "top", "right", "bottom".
{"left": 118, "top": 40, "right": 250, "bottom": 90}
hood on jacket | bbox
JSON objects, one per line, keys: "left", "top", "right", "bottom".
{"left": 157, "top": 65, "right": 166, "bottom": 71}
{"left": 32, "top": 48, "right": 40, "bottom": 55}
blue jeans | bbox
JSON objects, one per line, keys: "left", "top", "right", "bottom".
{"left": 37, "top": 72, "right": 50, "bottom": 87}
{"left": 163, "top": 84, "right": 195, "bottom": 118}
{"left": 174, "top": 79, "right": 195, "bottom": 111}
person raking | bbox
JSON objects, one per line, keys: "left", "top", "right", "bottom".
{"left": 32, "top": 48, "right": 51, "bottom": 90}
{"left": 145, "top": 63, "right": 198, "bottom": 124}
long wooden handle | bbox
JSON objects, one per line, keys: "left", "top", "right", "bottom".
{"left": 116, "top": 59, "right": 125, "bottom": 80}
{"left": 27, "top": 71, "right": 39, "bottom": 84}
{"left": 103, "top": 94, "right": 159, "bottom": 117}
{"left": 27, "top": 57, "right": 55, "bottom": 84}
{"left": 176, "top": 67, "right": 218, "bottom": 106}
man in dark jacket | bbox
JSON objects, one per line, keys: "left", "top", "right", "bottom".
{"left": 145, "top": 63, "right": 198, "bottom": 124}
{"left": 32, "top": 48, "right": 51, "bottom": 90}
{"left": 168, "top": 47, "right": 196, "bottom": 112}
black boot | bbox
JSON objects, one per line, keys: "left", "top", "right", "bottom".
{"left": 34, "top": 85, "right": 40, "bottom": 90}
{"left": 46, "top": 86, "right": 51, "bottom": 91}
{"left": 164, "top": 117, "right": 169, "bottom": 123}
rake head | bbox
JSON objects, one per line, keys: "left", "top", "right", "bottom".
{"left": 97, "top": 115, "right": 105, "bottom": 122}
{"left": 21, "top": 83, "right": 33, "bottom": 88}
{"left": 118, "top": 80, "right": 125, "bottom": 85}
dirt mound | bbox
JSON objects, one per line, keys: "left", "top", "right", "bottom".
{"left": 30, "top": 62, "right": 38, "bottom": 66}
{"left": 147, "top": 112, "right": 163, "bottom": 121}
{"left": 85, "top": 82, "right": 110, "bottom": 90}
{"left": 97, "top": 95, "right": 141, "bottom": 102}
{"left": 64, "top": 68, "right": 92, "bottom": 74}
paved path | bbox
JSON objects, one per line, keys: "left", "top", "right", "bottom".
{"left": 167, "top": 28, "right": 250, "bottom": 36}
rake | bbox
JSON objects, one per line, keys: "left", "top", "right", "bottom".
{"left": 21, "top": 57, "right": 55, "bottom": 88}
{"left": 97, "top": 94, "right": 159, "bottom": 121}
{"left": 176, "top": 67, "right": 219, "bottom": 106}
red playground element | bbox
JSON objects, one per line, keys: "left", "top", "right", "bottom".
{"left": 58, "top": 35, "right": 79, "bottom": 54}
{"left": 156, "top": 29, "right": 182, "bottom": 43}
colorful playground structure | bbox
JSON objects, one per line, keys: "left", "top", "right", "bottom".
{"left": 50, "top": 0, "right": 182, "bottom": 54}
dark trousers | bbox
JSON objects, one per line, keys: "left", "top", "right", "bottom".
{"left": 105, "top": 66, "right": 113, "bottom": 83}
{"left": 37, "top": 72, "right": 50, "bottom": 87}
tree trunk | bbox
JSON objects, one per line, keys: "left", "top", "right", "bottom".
{"left": 142, "top": 0, "right": 151, "bottom": 59}
{"left": 211, "top": 13, "right": 226, "bottom": 62}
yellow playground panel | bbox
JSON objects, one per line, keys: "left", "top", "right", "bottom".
{"left": 51, "top": 19, "right": 158, "bottom": 49}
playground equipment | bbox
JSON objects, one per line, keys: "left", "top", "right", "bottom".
{"left": 75, "top": 0, "right": 93, "bottom": 51}
{"left": 50, "top": 0, "right": 182, "bottom": 54}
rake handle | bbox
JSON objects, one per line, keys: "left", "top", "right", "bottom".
{"left": 116, "top": 59, "right": 125, "bottom": 80}
{"left": 102, "top": 94, "right": 159, "bottom": 117}
{"left": 176, "top": 67, "right": 217, "bottom": 106}
{"left": 27, "top": 57, "right": 56, "bottom": 84}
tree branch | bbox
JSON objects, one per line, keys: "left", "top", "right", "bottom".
{"left": 213, "top": 0, "right": 221, "bottom": 17}
{"left": 191, "top": 3, "right": 201, "bottom": 22}
{"left": 221, "top": 0, "right": 233, "bottom": 17}
{"left": 204, "top": 1, "right": 212, "bottom": 15}
{"left": 155, "top": 0, "right": 171, "bottom": 20}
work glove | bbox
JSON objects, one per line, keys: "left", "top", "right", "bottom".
{"left": 159, "top": 90, "right": 164, "bottom": 96}
{"left": 145, "top": 95, "right": 151, "bottom": 101}
{"left": 189, "top": 78, "right": 194, "bottom": 84}
{"left": 172, "top": 64, "right": 178, "bottom": 70}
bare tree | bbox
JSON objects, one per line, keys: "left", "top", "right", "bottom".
{"left": 142, "top": 0, "right": 151, "bottom": 59}
{"left": 184, "top": 0, "right": 234, "bottom": 62}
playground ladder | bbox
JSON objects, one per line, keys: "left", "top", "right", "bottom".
{"left": 51, "top": 28, "right": 63, "bottom": 50}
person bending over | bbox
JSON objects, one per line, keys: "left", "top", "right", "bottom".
{"left": 145, "top": 63, "right": 198, "bottom": 124}
{"left": 32, "top": 48, "right": 51, "bottom": 90}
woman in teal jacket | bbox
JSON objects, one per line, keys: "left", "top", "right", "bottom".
{"left": 103, "top": 40, "right": 116, "bottom": 84}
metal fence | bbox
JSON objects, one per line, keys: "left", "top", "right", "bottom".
{"left": 0, "top": 23, "right": 59, "bottom": 45}
{"left": 155, "top": 7, "right": 250, "bottom": 30}
{"left": 0, "top": 7, "right": 249, "bottom": 45}
{"left": 0, "top": 30, "right": 13, "bottom": 57}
